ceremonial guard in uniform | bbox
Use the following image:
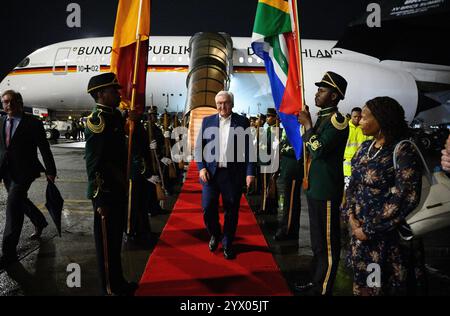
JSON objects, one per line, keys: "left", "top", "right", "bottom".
{"left": 146, "top": 106, "right": 167, "bottom": 216}
{"left": 297, "top": 71, "right": 349, "bottom": 295}
{"left": 84, "top": 72, "right": 137, "bottom": 296}
{"left": 254, "top": 113, "right": 266, "bottom": 196}
{"left": 274, "top": 130, "right": 303, "bottom": 240}
{"left": 126, "top": 114, "right": 152, "bottom": 245}
{"left": 257, "top": 108, "right": 280, "bottom": 214}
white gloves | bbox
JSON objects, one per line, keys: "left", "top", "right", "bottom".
{"left": 150, "top": 140, "right": 157, "bottom": 150}
{"left": 164, "top": 131, "right": 171, "bottom": 138}
{"left": 161, "top": 157, "right": 172, "bottom": 166}
{"left": 272, "top": 137, "right": 280, "bottom": 150}
{"left": 147, "top": 175, "right": 161, "bottom": 184}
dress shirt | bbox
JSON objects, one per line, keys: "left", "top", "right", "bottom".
{"left": 218, "top": 114, "right": 231, "bottom": 168}
{"left": 5, "top": 115, "right": 21, "bottom": 145}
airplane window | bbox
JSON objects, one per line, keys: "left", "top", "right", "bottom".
{"left": 178, "top": 57, "right": 183, "bottom": 62}
{"left": 247, "top": 57, "right": 253, "bottom": 63}
{"left": 161, "top": 56, "right": 165, "bottom": 61}
{"left": 152, "top": 56, "right": 157, "bottom": 62}
{"left": 257, "top": 58, "right": 263, "bottom": 64}
{"left": 239, "top": 57, "right": 244, "bottom": 63}
{"left": 17, "top": 57, "right": 30, "bottom": 68}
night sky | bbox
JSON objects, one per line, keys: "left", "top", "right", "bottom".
{"left": 0, "top": 0, "right": 367, "bottom": 80}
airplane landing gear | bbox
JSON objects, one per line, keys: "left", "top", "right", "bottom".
{"left": 45, "top": 128, "right": 60, "bottom": 141}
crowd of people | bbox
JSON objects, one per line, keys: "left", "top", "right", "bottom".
{"left": 0, "top": 70, "right": 449, "bottom": 296}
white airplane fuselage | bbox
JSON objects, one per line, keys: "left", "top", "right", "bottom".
{"left": 1, "top": 36, "right": 450, "bottom": 122}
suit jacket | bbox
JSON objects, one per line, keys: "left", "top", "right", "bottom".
{"left": 196, "top": 112, "right": 255, "bottom": 180}
{"left": 0, "top": 113, "right": 56, "bottom": 184}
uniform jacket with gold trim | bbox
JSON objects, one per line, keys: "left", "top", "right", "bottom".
{"left": 302, "top": 107, "right": 349, "bottom": 200}
{"left": 84, "top": 104, "right": 127, "bottom": 206}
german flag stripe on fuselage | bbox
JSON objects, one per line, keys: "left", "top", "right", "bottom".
{"left": 8, "top": 65, "right": 267, "bottom": 76}
{"left": 8, "top": 66, "right": 78, "bottom": 75}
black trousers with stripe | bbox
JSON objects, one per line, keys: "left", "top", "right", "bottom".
{"left": 278, "top": 179, "right": 302, "bottom": 236}
{"left": 307, "top": 196, "right": 341, "bottom": 295}
{"left": 92, "top": 199, "right": 127, "bottom": 295}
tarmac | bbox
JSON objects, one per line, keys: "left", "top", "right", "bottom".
{"left": 0, "top": 140, "right": 449, "bottom": 296}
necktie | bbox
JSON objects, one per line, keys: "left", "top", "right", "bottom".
{"left": 6, "top": 118, "right": 13, "bottom": 147}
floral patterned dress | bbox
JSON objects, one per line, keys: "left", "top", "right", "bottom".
{"left": 341, "top": 140, "right": 422, "bottom": 295}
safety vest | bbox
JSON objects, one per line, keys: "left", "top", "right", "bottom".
{"left": 343, "top": 121, "right": 372, "bottom": 177}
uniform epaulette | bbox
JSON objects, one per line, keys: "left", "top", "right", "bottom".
{"left": 331, "top": 112, "right": 348, "bottom": 130}
{"left": 87, "top": 109, "right": 105, "bottom": 134}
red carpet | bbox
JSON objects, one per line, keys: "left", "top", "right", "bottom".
{"left": 136, "top": 163, "right": 292, "bottom": 296}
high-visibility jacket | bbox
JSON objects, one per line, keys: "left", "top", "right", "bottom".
{"left": 343, "top": 121, "right": 372, "bottom": 177}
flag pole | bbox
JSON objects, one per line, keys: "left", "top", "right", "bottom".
{"left": 289, "top": 0, "right": 309, "bottom": 189}
{"left": 127, "top": 0, "right": 146, "bottom": 234}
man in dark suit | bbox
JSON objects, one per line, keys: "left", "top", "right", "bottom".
{"left": 0, "top": 90, "right": 56, "bottom": 268}
{"left": 195, "top": 91, "right": 255, "bottom": 259}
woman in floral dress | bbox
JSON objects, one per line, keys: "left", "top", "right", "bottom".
{"left": 341, "top": 96, "right": 422, "bottom": 296}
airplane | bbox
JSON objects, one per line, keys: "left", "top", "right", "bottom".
{"left": 2, "top": 35, "right": 449, "bottom": 135}
{"left": 1, "top": 34, "right": 449, "bottom": 238}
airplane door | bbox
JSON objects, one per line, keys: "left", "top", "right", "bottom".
{"left": 53, "top": 47, "right": 71, "bottom": 75}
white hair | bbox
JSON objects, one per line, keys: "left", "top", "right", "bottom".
{"left": 215, "top": 90, "right": 234, "bottom": 105}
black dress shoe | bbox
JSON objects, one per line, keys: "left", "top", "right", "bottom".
{"left": 117, "top": 281, "right": 139, "bottom": 296}
{"left": 273, "top": 232, "right": 299, "bottom": 241}
{"left": 223, "top": 247, "right": 236, "bottom": 260}
{"left": 208, "top": 236, "right": 219, "bottom": 252}
{"left": 149, "top": 208, "right": 168, "bottom": 217}
{"left": 293, "top": 282, "right": 315, "bottom": 293}
{"left": 30, "top": 222, "right": 48, "bottom": 239}
{"left": 0, "top": 255, "right": 18, "bottom": 269}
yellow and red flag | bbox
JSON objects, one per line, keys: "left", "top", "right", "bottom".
{"left": 110, "top": 0, "right": 150, "bottom": 114}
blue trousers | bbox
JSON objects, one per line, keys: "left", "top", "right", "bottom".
{"left": 201, "top": 168, "right": 244, "bottom": 248}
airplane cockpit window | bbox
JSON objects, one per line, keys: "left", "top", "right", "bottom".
{"left": 17, "top": 57, "right": 30, "bottom": 68}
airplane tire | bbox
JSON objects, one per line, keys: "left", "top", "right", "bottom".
{"left": 420, "top": 137, "right": 431, "bottom": 150}
{"left": 52, "top": 129, "right": 60, "bottom": 140}
{"left": 45, "top": 129, "right": 53, "bottom": 140}
{"left": 46, "top": 129, "right": 60, "bottom": 140}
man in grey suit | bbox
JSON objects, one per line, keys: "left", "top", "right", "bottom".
{"left": 196, "top": 91, "right": 255, "bottom": 259}
{"left": 0, "top": 90, "right": 56, "bottom": 268}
